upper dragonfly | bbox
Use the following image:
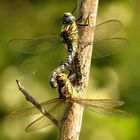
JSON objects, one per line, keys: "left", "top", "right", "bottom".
{"left": 8, "top": 72, "right": 129, "bottom": 132}
{"left": 8, "top": 12, "right": 130, "bottom": 87}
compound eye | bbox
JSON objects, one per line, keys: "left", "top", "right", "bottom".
{"left": 66, "top": 15, "right": 75, "bottom": 23}
{"left": 62, "top": 15, "right": 75, "bottom": 24}
{"left": 58, "top": 80, "right": 65, "bottom": 86}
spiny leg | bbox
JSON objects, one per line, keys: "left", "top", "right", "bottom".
{"left": 76, "top": 11, "right": 91, "bottom": 26}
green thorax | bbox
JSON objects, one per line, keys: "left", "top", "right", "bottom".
{"left": 61, "top": 12, "right": 78, "bottom": 50}
{"left": 56, "top": 73, "right": 80, "bottom": 99}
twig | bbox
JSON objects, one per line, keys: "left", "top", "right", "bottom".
{"left": 16, "top": 79, "right": 58, "bottom": 126}
{"left": 58, "top": 0, "right": 99, "bottom": 140}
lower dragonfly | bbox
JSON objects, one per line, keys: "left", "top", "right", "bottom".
{"left": 8, "top": 73, "right": 128, "bottom": 133}
{"left": 8, "top": 12, "right": 130, "bottom": 88}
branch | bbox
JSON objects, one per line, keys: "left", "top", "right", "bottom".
{"left": 58, "top": 0, "right": 99, "bottom": 139}
{"left": 16, "top": 79, "right": 58, "bottom": 126}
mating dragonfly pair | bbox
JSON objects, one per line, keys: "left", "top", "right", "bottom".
{"left": 8, "top": 12, "right": 130, "bottom": 132}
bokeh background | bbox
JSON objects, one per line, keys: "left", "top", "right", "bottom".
{"left": 0, "top": 0, "right": 140, "bottom": 140}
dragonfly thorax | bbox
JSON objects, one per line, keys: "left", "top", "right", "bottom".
{"left": 61, "top": 23, "right": 78, "bottom": 45}
{"left": 61, "top": 12, "right": 78, "bottom": 45}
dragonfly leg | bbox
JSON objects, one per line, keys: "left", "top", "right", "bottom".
{"left": 76, "top": 11, "right": 91, "bottom": 26}
{"left": 71, "top": 3, "right": 77, "bottom": 14}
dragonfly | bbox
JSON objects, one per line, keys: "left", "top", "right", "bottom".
{"left": 8, "top": 72, "right": 128, "bottom": 133}
{"left": 8, "top": 12, "right": 130, "bottom": 88}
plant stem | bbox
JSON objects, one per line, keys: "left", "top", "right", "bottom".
{"left": 58, "top": 0, "right": 99, "bottom": 140}
{"left": 16, "top": 79, "right": 58, "bottom": 126}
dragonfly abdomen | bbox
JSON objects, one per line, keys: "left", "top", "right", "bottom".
{"left": 50, "top": 44, "right": 77, "bottom": 88}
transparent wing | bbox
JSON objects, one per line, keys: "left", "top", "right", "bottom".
{"left": 25, "top": 115, "right": 52, "bottom": 132}
{"left": 95, "top": 20, "right": 122, "bottom": 40}
{"left": 92, "top": 38, "right": 130, "bottom": 59}
{"left": 71, "top": 98, "right": 129, "bottom": 117}
{"left": 25, "top": 99, "right": 65, "bottom": 132}
{"left": 8, "top": 35, "right": 62, "bottom": 54}
{"left": 18, "top": 46, "right": 66, "bottom": 76}
{"left": 8, "top": 98, "right": 60, "bottom": 118}
{"left": 85, "top": 105, "right": 128, "bottom": 117}
{"left": 73, "top": 98, "right": 124, "bottom": 107}
{"left": 80, "top": 20, "right": 130, "bottom": 59}
{"left": 8, "top": 35, "right": 66, "bottom": 76}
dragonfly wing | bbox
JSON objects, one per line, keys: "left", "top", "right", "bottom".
{"left": 72, "top": 98, "right": 129, "bottom": 117}
{"left": 18, "top": 54, "right": 45, "bottom": 75}
{"left": 92, "top": 38, "right": 130, "bottom": 59}
{"left": 25, "top": 99, "right": 66, "bottom": 132}
{"left": 8, "top": 98, "right": 60, "bottom": 118}
{"left": 25, "top": 115, "right": 52, "bottom": 132}
{"left": 85, "top": 105, "right": 128, "bottom": 117}
{"left": 95, "top": 20, "right": 122, "bottom": 40}
{"left": 74, "top": 98, "right": 124, "bottom": 107}
{"left": 18, "top": 44, "right": 66, "bottom": 76}
{"left": 8, "top": 34, "right": 67, "bottom": 76}
{"left": 8, "top": 35, "right": 61, "bottom": 54}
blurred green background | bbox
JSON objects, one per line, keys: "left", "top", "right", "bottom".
{"left": 0, "top": 0, "right": 140, "bottom": 140}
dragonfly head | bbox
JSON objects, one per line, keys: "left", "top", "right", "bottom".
{"left": 56, "top": 73, "right": 68, "bottom": 87}
{"left": 62, "top": 12, "right": 76, "bottom": 24}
